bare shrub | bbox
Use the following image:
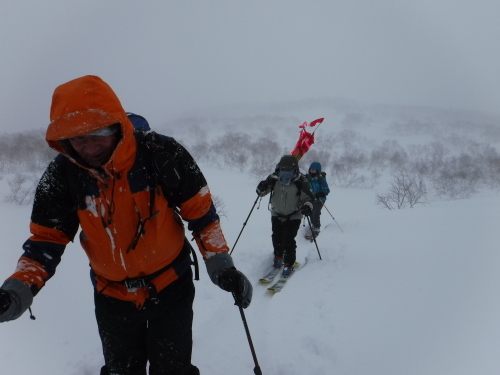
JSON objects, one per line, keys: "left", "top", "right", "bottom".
{"left": 212, "top": 132, "right": 251, "bottom": 171}
{"left": 467, "top": 141, "right": 500, "bottom": 189}
{"left": 299, "top": 149, "right": 331, "bottom": 173}
{"left": 326, "top": 131, "right": 370, "bottom": 173}
{"left": 368, "top": 140, "right": 407, "bottom": 171}
{"left": 187, "top": 141, "right": 210, "bottom": 160}
{"left": 431, "top": 153, "right": 482, "bottom": 199}
{"left": 0, "top": 130, "right": 56, "bottom": 173}
{"left": 337, "top": 129, "right": 359, "bottom": 148}
{"left": 331, "top": 163, "right": 379, "bottom": 188}
{"left": 329, "top": 135, "right": 379, "bottom": 188}
{"left": 388, "top": 149, "right": 409, "bottom": 169}
{"left": 4, "top": 173, "right": 37, "bottom": 205}
{"left": 212, "top": 195, "right": 227, "bottom": 218}
{"left": 370, "top": 146, "right": 390, "bottom": 170}
{"left": 376, "top": 169, "right": 427, "bottom": 209}
{"left": 428, "top": 141, "right": 449, "bottom": 172}
{"left": 188, "top": 141, "right": 218, "bottom": 167}
{"left": 406, "top": 141, "right": 449, "bottom": 178}
{"left": 248, "top": 138, "right": 281, "bottom": 180}
{"left": 338, "top": 148, "right": 368, "bottom": 169}
{"left": 316, "top": 132, "right": 339, "bottom": 149}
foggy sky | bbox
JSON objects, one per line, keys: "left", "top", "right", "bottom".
{"left": 1, "top": 0, "right": 499, "bottom": 132}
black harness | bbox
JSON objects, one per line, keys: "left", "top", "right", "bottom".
{"left": 97, "top": 238, "right": 199, "bottom": 297}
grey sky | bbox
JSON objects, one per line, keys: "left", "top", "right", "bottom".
{"left": 1, "top": 1, "right": 499, "bottom": 132}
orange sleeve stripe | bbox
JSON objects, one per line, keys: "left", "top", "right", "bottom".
{"left": 29, "top": 222, "right": 71, "bottom": 245}
{"left": 180, "top": 186, "right": 212, "bottom": 220}
{"left": 195, "top": 221, "right": 230, "bottom": 256}
{"left": 9, "top": 256, "right": 49, "bottom": 289}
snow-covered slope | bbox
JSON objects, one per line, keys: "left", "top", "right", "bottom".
{"left": 0, "top": 162, "right": 499, "bottom": 375}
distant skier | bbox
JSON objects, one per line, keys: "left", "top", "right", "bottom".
{"left": 256, "top": 155, "right": 313, "bottom": 277}
{"left": 305, "top": 161, "right": 330, "bottom": 240}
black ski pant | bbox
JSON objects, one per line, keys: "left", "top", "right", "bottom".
{"left": 95, "top": 269, "right": 200, "bottom": 375}
{"left": 310, "top": 201, "right": 324, "bottom": 230}
{"left": 271, "top": 216, "right": 301, "bottom": 267}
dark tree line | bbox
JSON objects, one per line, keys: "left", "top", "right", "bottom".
{"left": 1, "top": 125, "right": 500, "bottom": 207}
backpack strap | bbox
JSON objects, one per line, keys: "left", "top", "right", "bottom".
{"left": 293, "top": 174, "right": 314, "bottom": 199}
{"left": 268, "top": 174, "right": 313, "bottom": 219}
{"left": 134, "top": 130, "right": 182, "bottom": 209}
{"left": 269, "top": 173, "right": 310, "bottom": 199}
{"left": 62, "top": 155, "right": 92, "bottom": 211}
{"left": 133, "top": 130, "right": 199, "bottom": 280}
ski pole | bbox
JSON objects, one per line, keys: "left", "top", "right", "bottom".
{"left": 306, "top": 215, "right": 322, "bottom": 260}
{"left": 230, "top": 195, "right": 261, "bottom": 255}
{"left": 233, "top": 294, "right": 263, "bottom": 375}
{"left": 320, "top": 201, "right": 344, "bottom": 233}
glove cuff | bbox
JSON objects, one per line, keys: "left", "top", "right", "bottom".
{"left": 0, "top": 278, "right": 33, "bottom": 322}
{"left": 205, "top": 252, "right": 235, "bottom": 285}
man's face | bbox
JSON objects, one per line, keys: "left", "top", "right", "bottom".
{"left": 69, "top": 134, "right": 119, "bottom": 168}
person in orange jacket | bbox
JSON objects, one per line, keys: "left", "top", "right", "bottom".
{"left": 0, "top": 75, "right": 252, "bottom": 375}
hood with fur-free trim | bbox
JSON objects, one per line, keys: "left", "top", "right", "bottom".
{"left": 45, "top": 75, "right": 136, "bottom": 173}
{"left": 277, "top": 155, "right": 299, "bottom": 170}
{"left": 309, "top": 161, "right": 322, "bottom": 173}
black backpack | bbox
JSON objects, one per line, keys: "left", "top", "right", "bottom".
{"left": 126, "top": 112, "right": 150, "bottom": 131}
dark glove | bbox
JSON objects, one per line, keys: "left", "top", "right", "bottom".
{"left": 301, "top": 203, "right": 312, "bottom": 216}
{"left": 218, "top": 267, "right": 253, "bottom": 308}
{"left": 0, "top": 279, "right": 33, "bottom": 322}
{"left": 315, "top": 191, "right": 326, "bottom": 199}
{"left": 256, "top": 180, "right": 268, "bottom": 196}
{"left": 0, "top": 289, "right": 11, "bottom": 315}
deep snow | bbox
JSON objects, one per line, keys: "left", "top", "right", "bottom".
{"left": 0, "top": 159, "right": 499, "bottom": 374}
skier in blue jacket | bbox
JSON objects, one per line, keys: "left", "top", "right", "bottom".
{"left": 305, "top": 162, "right": 330, "bottom": 239}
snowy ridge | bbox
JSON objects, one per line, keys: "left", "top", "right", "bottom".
{"left": 0, "top": 158, "right": 499, "bottom": 375}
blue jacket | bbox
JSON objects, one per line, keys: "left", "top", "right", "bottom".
{"left": 306, "top": 162, "right": 330, "bottom": 202}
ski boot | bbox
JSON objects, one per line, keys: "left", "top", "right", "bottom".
{"left": 273, "top": 256, "right": 283, "bottom": 269}
{"left": 282, "top": 264, "right": 295, "bottom": 278}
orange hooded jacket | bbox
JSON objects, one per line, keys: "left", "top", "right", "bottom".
{"left": 8, "top": 75, "right": 230, "bottom": 307}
